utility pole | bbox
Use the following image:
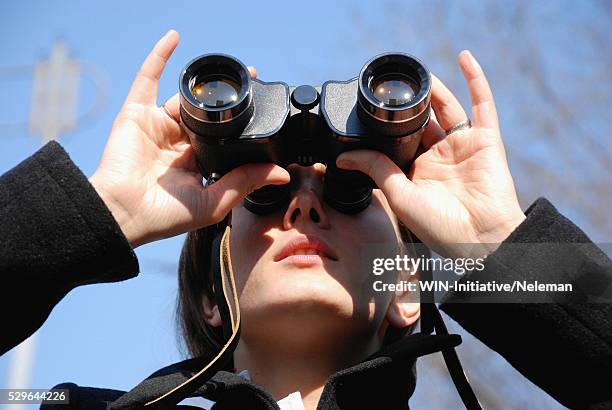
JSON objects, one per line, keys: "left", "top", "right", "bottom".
{"left": 29, "top": 40, "right": 80, "bottom": 143}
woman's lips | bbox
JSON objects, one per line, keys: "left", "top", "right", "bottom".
{"left": 274, "top": 235, "right": 338, "bottom": 265}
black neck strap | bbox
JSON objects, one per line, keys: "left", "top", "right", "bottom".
{"left": 412, "top": 236, "right": 482, "bottom": 410}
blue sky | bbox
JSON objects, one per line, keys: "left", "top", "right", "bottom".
{"left": 1, "top": 0, "right": 414, "bottom": 398}
{"left": 0, "top": 1, "right": 609, "bottom": 408}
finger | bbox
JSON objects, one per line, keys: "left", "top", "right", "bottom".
{"left": 420, "top": 110, "right": 446, "bottom": 150}
{"left": 125, "top": 30, "right": 180, "bottom": 106}
{"left": 161, "top": 93, "right": 180, "bottom": 123}
{"left": 203, "top": 163, "right": 290, "bottom": 224}
{"left": 336, "top": 150, "right": 417, "bottom": 216}
{"left": 430, "top": 74, "right": 468, "bottom": 132}
{"left": 458, "top": 50, "right": 499, "bottom": 130}
{"left": 247, "top": 66, "right": 257, "bottom": 79}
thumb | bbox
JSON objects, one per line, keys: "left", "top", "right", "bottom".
{"left": 336, "top": 150, "right": 418, "bottom": 218}
{"left": 202, "top": 163, "right": 290, "bottom": 225}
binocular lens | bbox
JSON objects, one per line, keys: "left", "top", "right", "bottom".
{"left": 180, "top": 54, "right": 254, "bottom": 140}
{"left": 191, "top": 75, "right": 241, "bottom": 107}
{"left": 370, "top": 73, "right": 419, "bottom": 106}
{"left": 357, "top": 53, "right": 431, "bottom": 137}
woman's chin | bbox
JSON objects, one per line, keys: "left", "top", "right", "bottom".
{"left": 236, "top": 263, "right": 380, "bottom": 343}
{"left": 243, "top": 275, "right": 352, "bottom": 316}
{"left": 241, "top": 275, "right": 378, "bottom": 332}
{"left": 241, "top": 294, "right": 375, "bottom": 351}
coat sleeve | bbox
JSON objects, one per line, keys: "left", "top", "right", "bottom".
{"left": 0, "top": 141, "right": 139, "bottom": 356}
{"left": 440, "top": 198, "right": 612, "bottom": 409}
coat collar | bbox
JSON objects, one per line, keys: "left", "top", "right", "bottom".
{"left": 110, "top": 333, "right": 461, "bottom": 409}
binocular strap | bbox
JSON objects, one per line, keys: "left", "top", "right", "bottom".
{"left": 414, "top": 243, "right": 482, "bottom": 409}
{"left": 144, "top": 217, "right": 241, "bottom": 408}
{"left": 429, "top": 303, "right": 482, "bottom": 409}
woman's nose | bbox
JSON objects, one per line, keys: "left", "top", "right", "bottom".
{"left": 282, "top": 187, "right": 331, "bottom": 230}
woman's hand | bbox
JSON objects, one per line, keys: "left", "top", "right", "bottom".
{"left": 337, "top": 51, "right": 525, "bottom": 258}
{"left": 89, "top": 31, "right": 289, "bottom": 248}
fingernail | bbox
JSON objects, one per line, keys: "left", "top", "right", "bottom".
{"left": 269, "top": 166, "right": 290, "bottom": 182}
{"left": 464, "top": 50, "right": 479, "bottom": 71}
{"left": 164, "top": 29, "right": 178, "bottom": 39}
{"left": 247, "top": 66, "right": 257, "bottom": 79}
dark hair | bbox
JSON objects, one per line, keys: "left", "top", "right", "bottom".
{"left": 176, "top": 218, "right": 415, "bottom": 359}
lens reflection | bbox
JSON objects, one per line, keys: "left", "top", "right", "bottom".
{"left": 370, "top": 74, "right": 419, "bottom": 106}
{"left": 191, "top": 75, "right": 240, "bottom": 107}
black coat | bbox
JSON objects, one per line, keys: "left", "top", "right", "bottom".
{"left": 1, "top": 141, "right": 611, "bottom": 409}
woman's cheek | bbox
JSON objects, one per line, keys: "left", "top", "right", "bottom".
{"left": 229, "top": 209, "right": 275, "bottom": 293}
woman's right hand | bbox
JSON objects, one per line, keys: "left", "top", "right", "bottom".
{"left": 89, "top": 31, "right": 289, "bottom": 248}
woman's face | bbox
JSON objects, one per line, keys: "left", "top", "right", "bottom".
{"left": 225, "top": 164, "right": 417, "bottom": 352}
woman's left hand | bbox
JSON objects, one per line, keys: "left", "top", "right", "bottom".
{"left": 336, "top": 50, "right": 525, "bottom": 258}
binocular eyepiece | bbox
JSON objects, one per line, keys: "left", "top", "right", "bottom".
{"left": 179, "top": 52, "right": 431, "bottom": 215}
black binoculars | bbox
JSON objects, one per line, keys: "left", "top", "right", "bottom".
{"left": 178, "top": 52, "right": 432, "bottom": 215}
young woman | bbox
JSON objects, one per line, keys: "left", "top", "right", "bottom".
{"left": 2, "top": 30, "right": 610, "bottom": 409}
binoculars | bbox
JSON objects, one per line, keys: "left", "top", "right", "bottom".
{"left": 178, "top": 52, "right": 432, "bottom": 215}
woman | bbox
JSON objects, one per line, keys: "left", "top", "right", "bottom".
{"left": 1, "top": 30, "right": 610, "bottom": 409}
